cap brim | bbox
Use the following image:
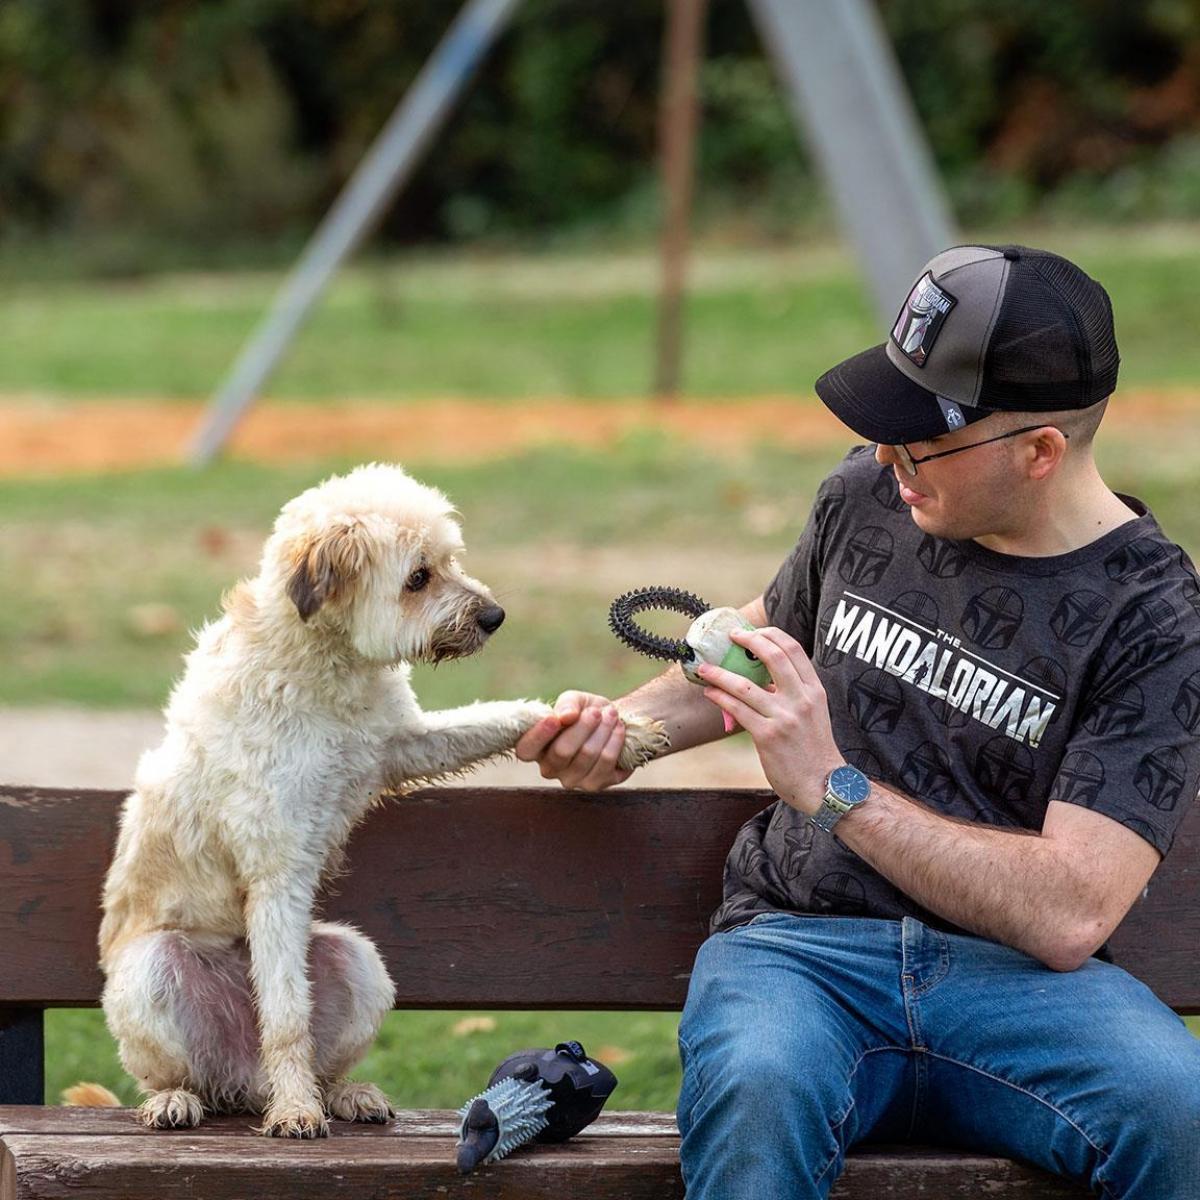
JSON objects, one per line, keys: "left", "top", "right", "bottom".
{"left": 815, "top": 344, "right": 994, "bottom": 443}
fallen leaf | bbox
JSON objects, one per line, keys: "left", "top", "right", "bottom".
{"left": 452, "top": 1016, "right": 498, "bottom": 1037}
{"left": 594, "top": 1044, "right": 634, "bottom": 1065}
{"left": 127, "top": 603, "right": 182, "bottom": 638}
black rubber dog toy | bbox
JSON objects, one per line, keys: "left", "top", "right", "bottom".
{"left": 455, "top": 1041, "right": 618, "bottom": 1173}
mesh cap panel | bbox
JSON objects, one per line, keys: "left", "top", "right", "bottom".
{"left": 978, "top": 247, "right": 1120, "bottom": 411}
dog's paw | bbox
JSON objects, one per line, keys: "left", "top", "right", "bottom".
{"left": 260, "top": 1098, "right": 330, "bottom": 1139}
{"left": 516, "top": 699, "right": 554, "bottom": 730}
{"left": 324, "top": 1081, "right": 394, "bottom": 1123}
{"left": 139, "top": 1088, "right": 204, "bottom": 1130}
{"left": 617, "top": 712, "right": 671, "bottom": 772}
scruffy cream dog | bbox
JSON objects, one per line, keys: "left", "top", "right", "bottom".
{"left": 94, "top": 463, "right": 666, "bottom": 1138}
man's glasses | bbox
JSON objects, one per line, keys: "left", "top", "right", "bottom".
{"left": 894, "top": 425, "right": 1068, "bottom": 477}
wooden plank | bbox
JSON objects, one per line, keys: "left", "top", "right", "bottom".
{"left": 0, "top": 1012, "right": 43, "bottom": 1106}
{"left": 0, "top": 1108, "right": 676, "bottom": 1139}
{"left": 2, "top": 785, "right": 1198, "bottom": 1011}
{"left": 0, "top": 1134, "right": 1086, "bottom": 1200}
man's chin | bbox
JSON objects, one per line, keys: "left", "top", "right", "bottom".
{"left": 908, "top": 504, "right": 948, "bottom": 538}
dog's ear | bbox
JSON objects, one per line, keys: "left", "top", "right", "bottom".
{"left": 286, "top": 522, "right": 372, "bottom": 622}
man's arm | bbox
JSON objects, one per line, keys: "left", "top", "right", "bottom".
{"left": 514, "top": 596, "right": 767, "bottom": 790}
{"left": 832, "top": 786, "right": 1160, "bottom": 972}
{"left": 701, "top": 624, "right": 1162, "bottom": 972}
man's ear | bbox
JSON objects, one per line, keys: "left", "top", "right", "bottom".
{"left": 1028, "top": 427, "right": 1069, "bottom": 481}
{"left": 286, "top": 522, "right": 372, "bottom": 621}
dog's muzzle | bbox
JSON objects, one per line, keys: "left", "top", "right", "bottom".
{"left": 427, "top": 600, "right": 506, "bottom": 663}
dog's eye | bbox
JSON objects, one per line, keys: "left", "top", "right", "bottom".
{"left": 405, "top": 567, "right": 430, "bottom": 592}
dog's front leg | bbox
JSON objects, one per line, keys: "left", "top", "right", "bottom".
{"left": 245, "top": 877, "right": 328, "bottom": 1138}
{"left": 384, "top": 699, "right": 552, "bottom": 786}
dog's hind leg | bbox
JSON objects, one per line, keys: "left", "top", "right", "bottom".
{"left": 310, "top": 921, "right": 396, "bottom": 1122}
{"left": 102, "top": 931, "right": 264, "bottom": 1127}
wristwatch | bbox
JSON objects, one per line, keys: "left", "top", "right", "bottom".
{"left": 810, "top": 765, "right": 872, "bottom": 833}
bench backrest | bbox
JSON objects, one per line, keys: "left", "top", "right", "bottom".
{"left": 1, "top": 784, "right": 1198, "bottom": 1012}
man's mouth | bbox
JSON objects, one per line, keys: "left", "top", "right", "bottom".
{"left": 897, "top": 475, "right": 929, "bottom": 505}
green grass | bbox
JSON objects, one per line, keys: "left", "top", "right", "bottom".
{"left": 0, "top": 438, "right": 820, "bottom": 709}
{"left": 42, "top": 1003, "right": 1200, "bottom": 1110}
{"left": 2, "top": 224, "right": 1199, "bottom": 401}
{"left": 46, "top": 1008, "right": 684, "bottom": 1111}
{"left": 5, "top": 430, "right": 1200, "bottom": 711}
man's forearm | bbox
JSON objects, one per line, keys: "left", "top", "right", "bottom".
{"left": 834, "top": 785, "right": 1106, "bottom": 971}
{"left": 619, "top": 664, "right": 730, "bottom": 757}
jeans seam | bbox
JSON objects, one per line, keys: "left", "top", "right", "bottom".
{"left": 812, "top": 1045, "right": 902, "bottom": 1188}
{"left": 912, "top": 935, "right": 951, "bottom": 998}
{"left": 924, "top": 1051, "right": 1118, "bottom": 1198}
{"left": 677, "top": 1029, "right": 703, "bottom": 1107}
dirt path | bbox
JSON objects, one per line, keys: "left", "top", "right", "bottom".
{"left": 3, "top": 388, "right": 1198, "bottom": 476}
{"left": 0, "top": 705, "right": 768, "bottom": 791}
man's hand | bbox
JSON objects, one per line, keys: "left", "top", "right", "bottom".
{"left": 698, "top": 626, "right": 842, "bottom": 814}
{"left": 514, "top": 691, "right": 634, "bottom": 791}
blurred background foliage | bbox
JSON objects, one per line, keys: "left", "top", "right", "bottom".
{"left": 2, "top": 0, "right": 1199, "bottom": 275}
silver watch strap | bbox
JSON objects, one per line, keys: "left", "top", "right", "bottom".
{"left": 810, "top": 800, "right": 843, "bottom": 833}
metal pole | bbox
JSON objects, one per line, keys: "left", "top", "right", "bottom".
{"left": 746, "top": 0, "right": 955, "bottom": 323}
{"left": 654, "top": 0, "right": 708, "bottom": 402}
{"left": 188, "top": 0, "right": 523, "bottom": 466}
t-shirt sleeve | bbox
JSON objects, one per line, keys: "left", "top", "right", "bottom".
{"left": 763, "top": 455, "right": 859, "bottom": 654}
{"left": 1048, "top": 572, "right": 1200, "bottom": 856}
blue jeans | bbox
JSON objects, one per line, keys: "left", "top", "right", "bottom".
{"left": 677, "top": 914, "right": 1200, "bottom": 1199}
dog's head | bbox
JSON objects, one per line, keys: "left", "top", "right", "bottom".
{"left": 265, "top": 463, "right": 505, "bottom": 665}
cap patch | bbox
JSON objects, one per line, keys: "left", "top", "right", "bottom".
{"left": 891, "top": 272, "right": 956, "bottom": 368}
{"left": 935, "top": 395, "right": 966, "bottom": 430}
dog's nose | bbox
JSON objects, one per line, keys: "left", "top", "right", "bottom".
{"left": 477, "top": 605, "right": 506, "bottom": 634}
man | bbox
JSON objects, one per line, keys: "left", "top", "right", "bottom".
{"left": 516, "top": 245, "right": 1200, "bottom": 1198}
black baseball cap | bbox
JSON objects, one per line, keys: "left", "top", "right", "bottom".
{"left": 815, "top": 244, "right": 1120, "bottom": 444}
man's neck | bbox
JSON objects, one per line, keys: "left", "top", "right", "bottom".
{"left": 972, "top": 466, "right": 1140, "bottom": 558}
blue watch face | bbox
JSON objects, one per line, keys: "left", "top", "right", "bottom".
{"left": 829, "top": 765, "right": 871, "bottom": 804}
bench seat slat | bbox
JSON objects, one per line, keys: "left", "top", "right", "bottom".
{"left": 0, "top": 1106, "right": 678, "bottom": 1139}
{"left": 0, "top": 1110, "right": 1085, "bottom": 1199}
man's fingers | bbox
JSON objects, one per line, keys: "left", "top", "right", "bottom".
{"left": 546, "top": 707, "right": 610, "bottom": 788}
{"left": 734, "top": 626, "right": 819, "bottom": 686}
{"left": 697, "top": 661, "right": 775, "bottom": 716}
{"left": 703, "top": 687, "right": 763, "bottom": 737}
{"left": 729, "top": 627, "right": 805, "bottom": 688}
{"left": 577, "top": 719, "right": 628, "bottom": 792}
{"left": 541, "top": 705, "right": 609, "bottom": 773}
{"left": 514, "top": 714, "right": 563, "bottom": 761}
{"left": 553, "top": 692, "right": 591, "bottom": 721}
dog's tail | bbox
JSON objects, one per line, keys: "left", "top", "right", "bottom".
{"left": 62, "top": 1082, "right": 122, "bottom": 1107}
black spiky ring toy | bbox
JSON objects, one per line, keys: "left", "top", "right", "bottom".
{"left": 608, "top": 586, "right": 771, "bottom": 731}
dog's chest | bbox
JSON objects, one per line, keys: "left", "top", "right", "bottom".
{"left": 254, "top": 711, "right": 388, "bottom": 840}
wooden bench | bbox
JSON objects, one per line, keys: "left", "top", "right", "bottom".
{"left": 2, "top": 783, "right": 1196, "bottom": 1198}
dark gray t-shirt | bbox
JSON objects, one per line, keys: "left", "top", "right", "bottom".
{"left": 711, "top": 445, "right": 1200, "bottom": 938}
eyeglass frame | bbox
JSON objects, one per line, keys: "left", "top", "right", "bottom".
{"left": 893, "top": 424, "right": 1069, "bottom": 477}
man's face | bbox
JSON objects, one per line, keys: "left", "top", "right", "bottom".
{"left": 874, "top": 418, "right": 1027, "bottom": 542}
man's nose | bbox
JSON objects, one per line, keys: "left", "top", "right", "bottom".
{"left": 875, "top": 442, "right": 896, "bottom": 467}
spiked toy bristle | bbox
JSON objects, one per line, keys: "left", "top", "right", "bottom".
{"left": 608, "top": 586, "right": 710, "bottom": 663}
{"left": 456, "top": 1077, "right": 553, "bottom": 1172}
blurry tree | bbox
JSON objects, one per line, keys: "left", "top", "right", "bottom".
{"left": 1, "top": 0, "right": 1198, "bottom": 262}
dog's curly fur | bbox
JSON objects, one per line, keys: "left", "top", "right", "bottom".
{"left": 95, "top": 463, "right": 667, "bottom": 1137}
